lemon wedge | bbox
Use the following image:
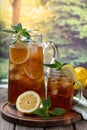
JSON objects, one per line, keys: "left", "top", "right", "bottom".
{"left": 16, "top": 91, "right": 41, "bottom": 114}
{"left": 62, "top": 64, "right": 77, "bottom": 83}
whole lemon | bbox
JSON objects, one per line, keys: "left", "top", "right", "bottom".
{"left": 75, "top": 67, "right": 87, "bottom": 89}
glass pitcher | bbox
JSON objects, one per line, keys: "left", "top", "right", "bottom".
{"left": 8, "top": 31, "right": 59, "bottom": 105}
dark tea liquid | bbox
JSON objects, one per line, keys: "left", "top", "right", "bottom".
{"left": 8, "top": 43, "right": 45, "bottom": 105}
{"left": 47, "top": 76, "right": 74, "bottom": 111}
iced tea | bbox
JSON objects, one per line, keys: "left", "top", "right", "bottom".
{"left": 47, "top": 70, "right": 74, "bottom": 111}
{"left": 8, "top": 42, "right": 45, "bottom": 105}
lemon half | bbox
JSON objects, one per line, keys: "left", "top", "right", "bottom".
{"left": 16, "top": 91, "right": 41, "bottom": 114}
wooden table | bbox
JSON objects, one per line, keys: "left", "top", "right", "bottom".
{"left": 0, "top": 88, "right": 87, "bottom": 130}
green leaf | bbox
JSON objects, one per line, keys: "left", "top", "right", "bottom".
{"left": 21, "top": 29, "right": 30, "bottom": 39}
{"left": 34, "top": 108, "right": 46, "bottom": 116}
{"left": 55, "top": 60, "right": 62, "bottom": 66}
{"left": 34, "top": 108, "right": 50, "bottom": 120}
{"left": 44, "top": 60, "right": 68, "bottom": 70}
{"left": 43, "top": 113, "right": 50, "bottom": 120}
{"left": 44, "top": 63, "right": 57, "bottom": 68}
{"left": 3, "top": 29, "right": 16, "bottom": 34}
{"left": 11, "top": 23, "right": 22, "bottom": 32}
{"left": 42, "top": 96, "right": 52, "bottom": 109}
{"left": 55, "top": 60, "right": 62, "bottom": 70}
{"left": 50, "top": 108, "right": 66, "bottom": 116}
{"left": 62, "top": 63, "right": 68, "bottom": 66}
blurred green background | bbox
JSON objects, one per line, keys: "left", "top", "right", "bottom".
{"left": 0, "top": 0, "right": 87, "bottom": 82}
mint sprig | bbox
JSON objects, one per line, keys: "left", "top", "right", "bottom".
{"left": 44, "top": 60, "right": 68, "bottom": 70}
{"left": 3, "top": 23, "right": 30, "bottom": 43}
{"left": 34, "top": 96, "right": 65, "bottom": 120}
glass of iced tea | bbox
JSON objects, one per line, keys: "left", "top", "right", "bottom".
{"left": 8, "top": 31, "right": 58, "bottom": 105}
{"left": 47, "top": 69, "right": 82, "bottom": 111}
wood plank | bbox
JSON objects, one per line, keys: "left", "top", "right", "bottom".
{"left": 15, "top": 125, "right": 44, "bottom": 130}
{"left": 45, "top": 124, "right": 73, "bottom": 130}
{"left": 0, "top": 116, "right": 14, "bottom": 130}
{"left": 0, "top": 103, "right": 14, "bottom": 130}
{"left": 75, "top": 120, "right": 87, "bottom": 130}
{"left": 0, "top": 88, "right": 13, "bottom": 130}
{"left": 0, "top": 88, "right": 8, "bottom": 103}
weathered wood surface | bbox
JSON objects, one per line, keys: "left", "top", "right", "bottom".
{"left": 0, "top": 88, "right": 87, "bottom": 130}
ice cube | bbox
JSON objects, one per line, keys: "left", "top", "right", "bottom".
{"left": 10, "top": 74, "right": 15, "bottom": 80}
{"left": 15, "top": 74, "right": 23, "bottom": 80}
{"left": 51, "top": 89, "right": 58, "bottom": 95}
{"left": 10, "top": 64, "right": 17, "bottom": 71}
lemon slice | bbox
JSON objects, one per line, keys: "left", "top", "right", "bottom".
{"left": 16, "top": 91, "right": 41, "bottom": 114}
{"left": 24, "top": 59, "right": 43, "bottom": 79}
{"left": 62, "top": 64, "right": 77, "bottom": 83}
{"left": 10, "top": 43, "right": 30, "bottom": 65}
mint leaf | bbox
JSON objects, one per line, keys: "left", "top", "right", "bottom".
{"left": 34, "top": 108, "right": 50, "bottom": 120}
{"left": 3, "top": 29, "right": 15, "bottom": 34}
{"left": 3, "top": 23, "right": 31, "bottom": 43}
{"left": 55, "top": 60, "right": 62, "bottom": 66}
{"left": 44, "top": 60, "right": 68, "bottom": 70}
{"left": 44, "top": 63, "right": 57, "bottom": 68}
{"left": 55, "top": 60, "right": 62, "bottom": 70}
{"left": 62, "top": 63, "right": 68, "bottom": 66}
{"left": 21, "top": 29, "right": 30, "bottom": 39}
{"left": 42, "top": 96, "right": 51, "bottom": 109}
{"left": 50, "top": 108, "right": 66, "bottom": 116}
{"left": 11, "top": 23, "right": 22, "bottom": 32}
{"left": 43, "top": 113, "right": 50, "bottom": 120}
{"left": 34, "top": 108, "right": 46, "bottom": 116}
{"left": 33, "top": 96, "right": 66, "bottom": 120}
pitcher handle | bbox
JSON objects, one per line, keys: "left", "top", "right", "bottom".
{"left": 43, "top": 41, "right": 59, "bottom": 62}
{"left": 43, "top": 41, "right": 59, "bottom": 76}
{"left": 48, "top": 41, "right": 59, "bottom": 60}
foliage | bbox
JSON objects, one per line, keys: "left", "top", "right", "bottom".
{"left": 0, "top": 22, "right": 9, "bottom": 79}
{"left": 0, "top": 58, "right": 8, "bottom": 79}
{"left": 48, "top": 0, "right": 87, "bottom": 43}
{"left": 58, "top": 44, "right": 87, "bottom": 68}
{"left": 0, "top": 0, "right": 87, "bottom": 42}
{"left": 0, "top": 21, "right": 9, "bottom": 58}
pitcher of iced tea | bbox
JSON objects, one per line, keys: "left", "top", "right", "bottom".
{"left": 8, "top": 25, "right": 58, "bottom": 105}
